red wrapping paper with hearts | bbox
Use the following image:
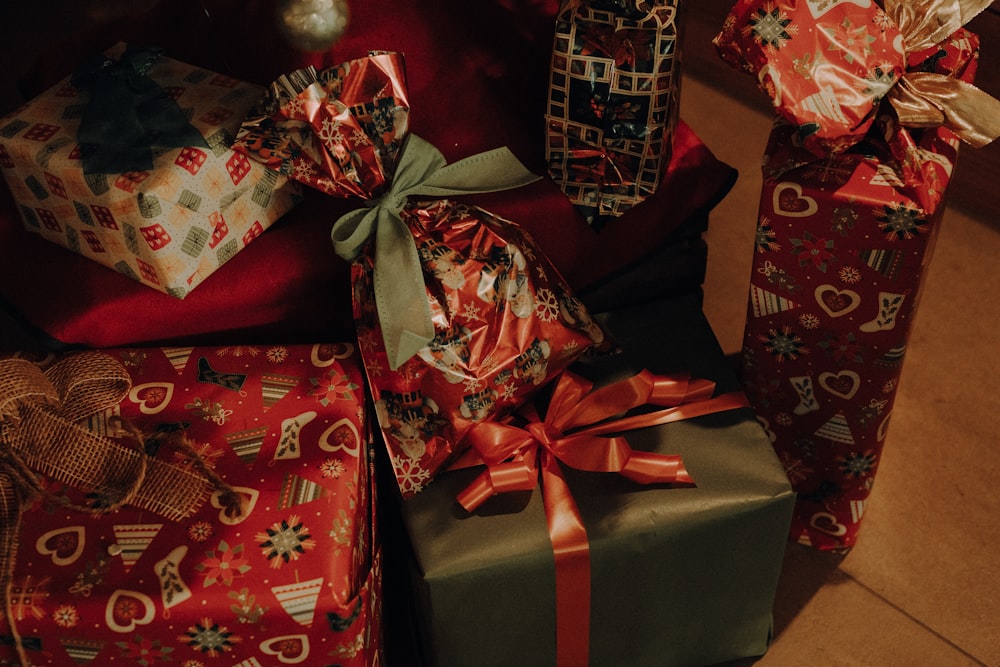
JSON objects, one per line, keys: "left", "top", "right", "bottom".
{"left": 714, "top": 0, "right": 1000, "bottom": 550}
{"left": 0, "top": 344, "right": 380, "bottom": 665}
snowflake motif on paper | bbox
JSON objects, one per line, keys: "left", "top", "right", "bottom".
{"left": 318, "top": 118, "right": 345, "bottom": 147}
{"left": 830, "top": 205, "right": 859, "bottom": 236}
{"left": 746, "top": 3, "right": 797, "bottom": 50}
{"left": 188, "top": 521, "right": 214, "bottom": 543}
{"left": 799, "top": 313, "right": 821, "bottom": 329}
{"left": 872, "top": 8, "right": 895, "bottom": 32}
{"left": 875, "top": 203, "right": 927, "bottom": 240}
{"left": 52, "top": 604, "right": 79, "bottom": 628}
{"left": 393, "top": 455, "right": 432, "bottom": 495}
{"left": 293, "top": 159, "right": 317, "bottom": 182}
{"left": 266, "top": 346, "right": 290, "bottom": 363}
{"left": 310, "top": 369, "right": 360, "bottom": 407}
{"left": 790, "top": 232, "right": 835, "bottom": 272}
{"left": 779, "top": 451, "right": 813, "bottom": 484}
{"left": 838, "top": 265, "right": 862, "bottom": 284}
{"left": 178, "top": 618, "right": 241, "bottom": 658}
{"left": 862, "top": 64, "right": 897, "bottom": 104}
{"left": 500, "top": 382, "right": 518, "bottom": 401}
{"left": 196, "top": 540, "right": 251, "bottom": 587}
{"left": 463, "top": 376, "right": 484, "bottom": 393}
{"left": 320, "top": 457, "right": 346, "bottom": 479}
{"left": 755, "top": 217, "right": 781, "bottom": 252}
{"left": 818, "top": 332, "right": 864, "bottom": 363}
{"left": 822, "top": 16, "right": 876, "bottom": 64}
{"left": 461, "top": 301, "right": 484, "bottom": 322}
{"left": 357, "top": 330, "right": 381, "bottom": 354}
{"left": 216, "top": 346, "right": 260, "bottom": 358}
{"left": 760, "top": 325, "right": 808, "bottom": 361}
{"left": 536, "top": 265, "right": 547, "bottom": 282}
{"left": 285, "top": 97, "right": 306, "bottom": 118}
{"left": 775, "top": 412, "right": 793, "bottom": 427}
{"left": 185, "top": 397, "right": 233, "bottom": 426}
{"left": 256, "top": 515, "right": 317, "bottom": 567}
{"left": 351, "top": 127, "right": 371, "bottom": 146}
{"left": 534, "top": 288, "right": 560, "bottom": 322}
{"left": 115, "top": 635, "right": 174, "bottom": 665}
{"left": 228, "top": 588, "right": 266, "bottom": 624}
{"left": 839, "top": 450, "right": 877, "bottom": 478}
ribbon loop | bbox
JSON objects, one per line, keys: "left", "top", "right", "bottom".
{"left": 883, "top": 0, "right": 1000, "bottom": 147}
{"left": 331, "top": 133, "right": 540, "bottom": 370}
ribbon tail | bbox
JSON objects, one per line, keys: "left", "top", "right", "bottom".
{"left": 539, "top": 450, "right": 590, "bottom": 667}
{"left": 373, "top": 208, "right": 435, "bottom": 370}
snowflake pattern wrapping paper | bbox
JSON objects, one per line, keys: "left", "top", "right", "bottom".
{"left": 714, "top": 0, "right": 1000, "bottom": 550}
{"left": 545, "top": 0, "right": 682, "bottom": 227}
{"left": 0, "top": 44, "right": 300, "bottom": 298}
{"left": 0, "top": 344, "right": 381, "bottom": 666}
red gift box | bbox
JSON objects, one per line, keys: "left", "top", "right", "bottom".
{"left": 714, "top": 0, "right": 1000, "bottom": 550}
{"left": 0, "top": 344, "right": 380, "bottom": 665}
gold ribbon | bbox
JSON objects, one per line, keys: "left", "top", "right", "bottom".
{"left": 0, "top": 352, "right": 231, "bottom": 663}
{"left": 331, "top": 134, "right": 540, "bottom": 371}
{"left": 884, "top": 0, "right": 1000, "bottom": 147}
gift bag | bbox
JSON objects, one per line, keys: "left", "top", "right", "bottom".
{"left": 714, "top": 0, "right": 1000, "bottom": 550}
{"left": 235, "top": 53, "right": 607, "bottom": 497}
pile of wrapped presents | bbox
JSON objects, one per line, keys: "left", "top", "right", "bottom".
{"left": 1, "top": 1, "right": 996, "bottom": 664}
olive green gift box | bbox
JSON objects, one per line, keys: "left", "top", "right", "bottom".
{"left": 387, "top": 293, "right": 795, "bottom": 666}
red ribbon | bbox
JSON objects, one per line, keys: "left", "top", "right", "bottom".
{"left": 455, "top": 369, "right": 750, "bottom": 666}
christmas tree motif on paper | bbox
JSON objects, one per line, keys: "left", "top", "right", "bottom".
{"left": 814, "top": 411, "right": 855, "bottom": 445}
{"left": 224, "top": 425, "right": 270, "bottom": 464}
{"left": 111, "top": 524, "right": 163, "bottom": 571}
{"left": 261, "top": 373, "right": 301, "bottom": 410}
{"left": 750, "top": 284, "right": 800, "bottom": 318}
{"left": 278, "top": 473, "right": 329, "bottom": 509}
{"left": 59, "top": 637, "right": 105, "bottom": 664}
{"left": 271, "top": 577, "right": 325, "bottom": 626}
{"left": 161, "top": 346, "right": 195, "bottom": 374}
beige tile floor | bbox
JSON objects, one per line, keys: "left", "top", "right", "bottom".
{"left": 682, "top": 74, "right": 1000, "bottom": 666}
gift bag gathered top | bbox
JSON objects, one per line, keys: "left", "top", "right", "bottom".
{"left": 714, "top": 0, "right": 1000, "bottom": 550}
{"left": 234, "top": 52, "right": 607, "bottom": 497}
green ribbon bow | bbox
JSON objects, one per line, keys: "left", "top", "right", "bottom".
{"left": 72, "top": 45, "right": 209, "bottom": 175}
{"left": 331, "top": 134, "right": 540, "bottom": 370}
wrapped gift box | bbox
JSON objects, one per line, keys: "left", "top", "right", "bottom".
{"left": 546, "top": 0, "right": 682, "bottom": 227}
{"left": 714, "top": 0, "right": 1000, "bottom": 550}
{"left": 0, "top": 343, "right": 380, "bottom": 666}
{"left": 0, "top": 44, "right": 300, "bottom": 298}
{"left": 388, "top": 293, "right": 794, "bottom": 666}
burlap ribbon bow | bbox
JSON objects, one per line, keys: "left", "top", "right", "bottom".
{"left": 884, "top": 0, "right": 1000, "bottom": 147}
{"left": 0, "top": 352, "right": 237, "bottom": 664}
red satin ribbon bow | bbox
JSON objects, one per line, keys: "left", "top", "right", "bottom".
{"left": 456, "top": 369, "right": 750, "bottom": 667}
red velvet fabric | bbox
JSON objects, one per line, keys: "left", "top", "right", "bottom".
{"left": 0, "top": 0, "right": 735, "bottom": 348}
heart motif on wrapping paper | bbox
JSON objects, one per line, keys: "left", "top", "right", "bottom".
{"left": 128, "top": 382, "right": 175, "bottom": 414}
{"left": 36, "top": 526, "right": 85, "bottom": 566}
{"left": 211, "top": 485, "right": 259, "bottom": 525}
{"left": 815, "top": 284, "right": 861, "bottom": 317}
{"left": 809, "top": 511, "right": 848, "bottom": 537}
{"left": 773, "top": 181, "right": 819, "bottom": 218}
{"left": 310, "top": 342, "right": 355, "bottom": 367}
{"left": 319, "top": 418, "right": 361, "bottom": 458}
{"left": 105, "top": 589, "right": 156, "bottom": 632}
{"left": 259, "top": 634, "right": 310, "bottom": 664}
{"left": 818, "top": 370, "right": 861, "bottom": 400}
